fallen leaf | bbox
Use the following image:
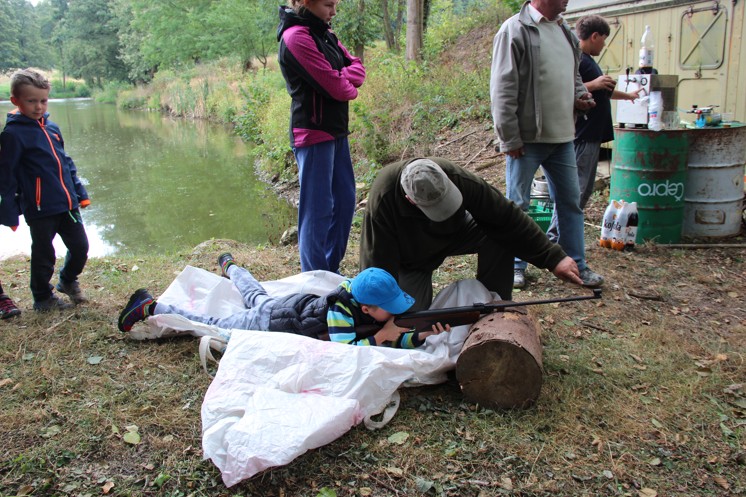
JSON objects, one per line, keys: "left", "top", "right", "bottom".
{"left": 385, "top": 467, "right": 404, "bottom": 477}
{"left": 387, "top": 432, "right": 409, "bottom": 445}
{"left": 102, "top": 481, "right": 115, "bottom": 494}
{"left": 638, "top": 489, "right": 657, "bottom": 497}
{"left": 603, "top": 470, "right": 613, "bottom": 479}
{"left": 87, "top": 355, "right": 103, "bottom": 365}
{"left": 123, "top": 431, "right": 141, "bottom": 444}
{"left": 359, "top": 487, "right": 372, "bottom": 496}
{"left": 123, "top": 425, "right": 141, "bottom": 445}
{"left": 0, "top": 378, "right": 13, "bottom": 388}
{"left": 651, "top": 418, "right": 664, "bottom": 429}
{"left": 713, "top": 476, "right": 730, "bottom": 490}
{"left": 40, "top": 425, "right": 61, "bottom": 438}
{"left": 630, "top": 354, "right": 644, "bottom": 363}
{"left": 499, "top": 477, "right": 513, "bottom": 490}
{"left": 648, "top": 457, "right": 661, "bottom": 466}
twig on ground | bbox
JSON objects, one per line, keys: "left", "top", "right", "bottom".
{"left": 464, "top": 141, "right": 492, "bottom": 168}
{"left": 581, "top": 322, "right": 613, "bottom": 333}
{"left": 436, "top": 130, "right": 477, "bottom": 149}
{"left": 45, "top": 312, "right": 75, "bottom": 332}
{"left": 525, "top": 441, "right": 545, "bottom": 485}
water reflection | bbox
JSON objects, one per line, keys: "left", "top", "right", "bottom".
{"left": 0, "top": 99, "right": 296, "bottom": 259}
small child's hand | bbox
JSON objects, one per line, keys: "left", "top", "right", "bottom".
{"left": 80, "top": 199, "right": 91, "bottom": 208}
{"left": 418, "top": 322, "right": 451, "bottom": 340}
{"left": 374, "top": 316, "right": 408, "bottom": 343}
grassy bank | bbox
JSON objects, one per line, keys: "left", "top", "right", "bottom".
{"left": 1, "top": 225, "right": 745, "bottom": 496}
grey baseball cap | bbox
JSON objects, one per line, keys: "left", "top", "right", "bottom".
{"left": 400, "top": 159, "right": 463, "bottom": 222}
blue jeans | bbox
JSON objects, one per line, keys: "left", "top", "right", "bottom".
{"left": 294, "top": 137, "right": 356, "bottom": 273}
{"left": 506, "top": 142, "right": 587, "bottom": 271}
{"left": 547, "top": 140, "right": 600, "bottom": 242}
{"left": 154, "top": 265, "right": 275, "bottom": 330}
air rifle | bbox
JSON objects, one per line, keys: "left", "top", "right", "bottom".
{"left": 355, "top": 288, "right": 602, "bottom": 337}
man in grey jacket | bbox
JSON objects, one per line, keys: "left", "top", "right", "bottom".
{"left": 490, "top": 0, "right": 604, "bottom": 290}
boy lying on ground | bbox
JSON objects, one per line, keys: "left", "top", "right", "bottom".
{"left": 118, "top": 253, "right": 449, "bottom": 348}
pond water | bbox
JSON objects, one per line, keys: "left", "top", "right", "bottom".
{"left": 0, "top": 99, "right": 296, "bottom": 260}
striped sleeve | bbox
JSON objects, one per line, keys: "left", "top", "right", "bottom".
{"left": 327, "top": 300, "right": 376, "bottom": 346}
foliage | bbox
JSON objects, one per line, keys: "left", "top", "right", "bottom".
{"left": 502, "top": 0, "right": 524, "bottom": 14}
{"left": 50, "top": 79, "right": 91, "bottom": 98}
{"left": 95, "top": 80, "right": 133, "bottom": 104}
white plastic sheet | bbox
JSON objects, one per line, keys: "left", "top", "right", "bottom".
{"left": 135, "top": 266, "right": 497, "bottom": 487}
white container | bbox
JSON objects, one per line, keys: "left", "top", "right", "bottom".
{"left": 639, "top": 25, "right": 654, "bottom": 70}
{"left": 600, "top": 200, "right": 621, "bottom": 248}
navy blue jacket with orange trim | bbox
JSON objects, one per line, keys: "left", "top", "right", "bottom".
{"left": 0, "top": 110, "right": 88, "bottom": 226}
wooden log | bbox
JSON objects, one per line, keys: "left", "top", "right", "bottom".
{"left": 455, "top": 307, "right": 543, "bottom": 409}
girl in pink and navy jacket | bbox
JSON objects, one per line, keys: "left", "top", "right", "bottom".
{"left": 277, "top": 0, "right": 365, "bottom": 274}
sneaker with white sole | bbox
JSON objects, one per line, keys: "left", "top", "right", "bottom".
{"left": 579, "top": 267, "right": 604, "bottom": 288}
{"left": 513, "top": 268, "right": 527, "bottom": 289}
{"left": 118, "top": 289, "right": 155, "bottom": 332}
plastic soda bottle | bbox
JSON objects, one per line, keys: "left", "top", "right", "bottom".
{"left": 624, "top": 202, "right": 639, "bottom": 251}
{"left": 611, "top": 201, "right": 632, "bottom": 251}
{"left": 639, "top": 25, "right": 654, "bottom": 71}
{"left": 600, "top": 200, "right": 620, "bottom": 248}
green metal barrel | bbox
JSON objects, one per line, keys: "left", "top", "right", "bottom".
{"left": 610, "top": 129, "right": 690, "bottom": 243}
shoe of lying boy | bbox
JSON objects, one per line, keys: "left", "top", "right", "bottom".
{"left": 118, "top": 289, "right": 155, "bottom": 332}
{"left": 218, "top": 253, "right": 235, "bottom": 278}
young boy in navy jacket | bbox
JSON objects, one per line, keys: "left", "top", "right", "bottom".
{"left": 0, "top": 69, "right": 91, "bottom": 311}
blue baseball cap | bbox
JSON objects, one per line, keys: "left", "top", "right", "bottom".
{"left": 350, "top": 268, "right": 415, "bottom": 314}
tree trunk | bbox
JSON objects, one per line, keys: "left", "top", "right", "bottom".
{"left": 455, "top": 307, "right": 543, "bottom": 409}
{"left": 354, "top": 0, "right": 365, "bottom": 61}
{"left": 380, "top": 0, "right": 396, "bottom": 51}
{"left": 394, "top": 0, "right": 405, "bottom": 51}
{"left": 405, "top": 0, "right": 422, "bottom": 61}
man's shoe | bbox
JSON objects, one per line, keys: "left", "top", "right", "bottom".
{"left": 579, "top": 267, "right": 604, "bottom": 288}
{"left": 0, "top": 294, "right": 21, "bottom": 319}
{"left": 513, "top": 269, "right": 527, "bottom": 289}
{"left": 218, "top": 253, "right": 235, "bottom": 278}
{"left": 33, "top": 294, "right": 73, "bottom": 312}
{"left": 118, "top": 289, "right": 155, "bottom": 332}
{"left": 56, "top": 280, "right": 88, "bottom": 304}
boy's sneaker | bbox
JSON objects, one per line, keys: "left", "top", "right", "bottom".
{"left": 579, "top": 267, "right": 604, "bottom": 288}
{"left": 33, "top": 294, "right": 73, "bottom": 312}
{"left": 0, "top": 294, "right": 21, "bottom": 319}
{"left": 218, "top": 253, "right": 235, "bottom": 278}
{"left": 56, "top": 280, "right": 88, "bottom": 304}
{"left": 118, "top": 289, "right": 155, "bottom": 332}
{"left": 513, "top": 269, "right": 527, "bottom": 289}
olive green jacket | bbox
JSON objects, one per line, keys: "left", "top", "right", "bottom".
{"left": 359, "top": 157, "right": 567, "bottom": 277}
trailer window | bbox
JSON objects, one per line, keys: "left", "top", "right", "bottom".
{"left": 679, "top": 6, "right": 727, "bottom": 70}
{"left": 596, "top": 22, "right": 623, "bottom": 74}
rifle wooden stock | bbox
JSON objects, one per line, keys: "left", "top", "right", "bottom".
{"left": 354, "top": 288, "right": 602, "bottom": 337}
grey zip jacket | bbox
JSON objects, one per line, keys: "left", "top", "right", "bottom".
{"left": 490, "top": 1, "right": 587, "bottom": 152}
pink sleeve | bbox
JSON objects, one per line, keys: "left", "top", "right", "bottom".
{"left": 338, "top": 43, "right": 366, "bottom": 88}
{"left": 283, "top": 26, "right": 360, "bottom": 101}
